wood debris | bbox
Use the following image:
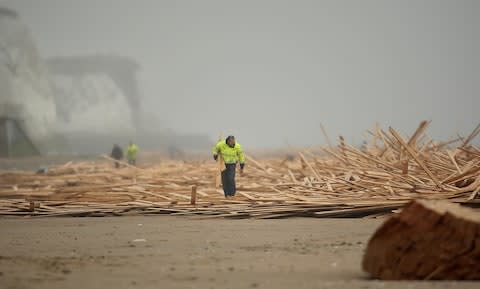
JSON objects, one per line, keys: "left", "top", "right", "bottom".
{"left": 0, "top": 122, "right": 479, "bottom": 218}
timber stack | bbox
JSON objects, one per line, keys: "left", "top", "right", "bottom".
{"left": 0, "top": 121, "right": 479, "bottom": 218}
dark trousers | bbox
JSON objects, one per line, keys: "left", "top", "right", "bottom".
{"left": 221, "top": 163, "right": 237, "bottom": 197}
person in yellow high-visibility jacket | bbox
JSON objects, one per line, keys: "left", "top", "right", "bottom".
{"left": 212, "top": 135, "right": 245, "bottom": 198}
{"left": 126, "top": 141, "right": 139, "bottom": 166}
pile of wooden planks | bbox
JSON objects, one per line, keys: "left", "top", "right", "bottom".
{"left": 0, "top": 121, "right": 479, "bottom": 218}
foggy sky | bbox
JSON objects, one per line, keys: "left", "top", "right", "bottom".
{"left": 3, "top": 0, "right": 479, "bottom": 148}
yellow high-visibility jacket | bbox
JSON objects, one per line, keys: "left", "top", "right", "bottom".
{"left": 212, "top": 140, "right": 245, "bottom": 164}
{"left": 126, "top": 144, "right": 139, "bottom": 160}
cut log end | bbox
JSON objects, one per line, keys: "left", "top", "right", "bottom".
{"left": 362, "top": 199, "right": 480, "bottom": 280}
{"left": 190, "top": 185, "right": 197, "bottom": 205}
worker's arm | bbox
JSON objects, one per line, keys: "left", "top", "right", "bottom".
{"left": 212, "top": 142, "right": 221, "bottom": 160}
{"left": 237, "top": 144, "right": 245, "bottom": 170}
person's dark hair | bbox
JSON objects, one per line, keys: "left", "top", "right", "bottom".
{"left": 226, "top": 135, "right": 235, "bottom": 143}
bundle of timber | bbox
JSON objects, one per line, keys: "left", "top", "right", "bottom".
{"left": 363, "top": 199, "right": 480, "bottom": 280}
{"left": 0, "top": 121, "right": 479, "bottom": 218}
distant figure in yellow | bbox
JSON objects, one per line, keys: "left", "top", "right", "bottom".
{"left": 126, "top": 141, "right": 139, "bottom": 166}
{"left": 212, "top": 135, "right": 245, "bottom": 198}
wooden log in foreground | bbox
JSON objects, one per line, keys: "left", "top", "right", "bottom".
{"left": 362, "top": 199, "right": 480, "bottom": 280}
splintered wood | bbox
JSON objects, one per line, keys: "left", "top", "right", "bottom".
{"left": 0, "top": 122, "right": 479, "bottom": 218}
{"left": 363, "top": 199, "right": 480, "bottom": 280}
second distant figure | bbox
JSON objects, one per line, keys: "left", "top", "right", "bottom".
{"left": 110, "top": 144, "right": 123, "bottom": 168}
{"left": 126, "top": 141, "right": 139, "bottom": 166}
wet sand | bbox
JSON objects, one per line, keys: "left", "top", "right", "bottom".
{"left": 0, "top": 217, "right": 477, "bottom": 289}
